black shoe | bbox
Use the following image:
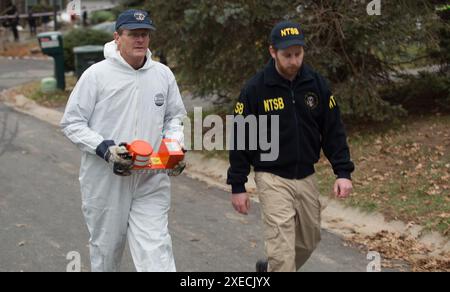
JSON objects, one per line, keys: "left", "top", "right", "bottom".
{"left": 256, "top": 259, "right": 268, "bottom": 272}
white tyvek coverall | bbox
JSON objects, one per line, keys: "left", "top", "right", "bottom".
{"left": 60, "top": 41, "right": 186, "bottom": 272}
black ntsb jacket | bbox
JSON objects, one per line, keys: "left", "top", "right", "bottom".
{"left": 227, "top": 59, "right": 355, "bottom": 194}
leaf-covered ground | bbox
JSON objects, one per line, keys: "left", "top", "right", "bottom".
{"left": 348, "top": 230, "right": 450, "bottom": 272}
{"left": 317, "top": 114, "right": 450, "bottom": 236}
{"left": 316, "top": 114, "right": 450, "bottom": 271}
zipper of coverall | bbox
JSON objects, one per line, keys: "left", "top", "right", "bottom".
{"left": 134, "top": 70, "right": 140, "bottom": 139}
{"left": 131, "top": 70, "right": 140, "bottom": 190}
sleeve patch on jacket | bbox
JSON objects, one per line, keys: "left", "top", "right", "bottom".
{"left": 329, "top": 95, "right": 337, "bottom": 109}
{"left": 235, "top": 102, "right": 244, "bottom": 115}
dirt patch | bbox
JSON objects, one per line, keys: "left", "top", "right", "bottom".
{"left": 0, "top": 40, "right": 46, "bottom": 58}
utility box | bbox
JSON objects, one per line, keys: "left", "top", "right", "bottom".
{"left": 73, "top": 45, "right": 104, "bottom": 79}
{"left": 41, "top": 77, "right": 57, "bottom": 93}
{"left": 37, "top": 32, "right": 65, "bottom": 91}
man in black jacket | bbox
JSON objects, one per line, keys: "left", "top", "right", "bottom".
{"left": 6, "top": 4, "right": 19, "bottom": 42}
{"left": 227, "top": 21, "right": 354, "bottom": 272}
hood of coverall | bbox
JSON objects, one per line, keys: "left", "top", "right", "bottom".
{"left": 103, "top": 40, "right": 155, "bottom": 71}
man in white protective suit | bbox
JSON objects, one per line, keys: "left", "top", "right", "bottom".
{"left": 60, "top": 9, "right": 187, "bottom": 272}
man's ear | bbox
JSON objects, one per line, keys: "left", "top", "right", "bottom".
{"left": 113, "top": 31, "right": 120, "bottom": 44}
{"left": 269, "top": 45, "right": 277, "bottom": 59}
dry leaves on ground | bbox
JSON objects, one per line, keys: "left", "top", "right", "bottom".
{"left": 350, "top": 230, "right": 450, "bottom": 272}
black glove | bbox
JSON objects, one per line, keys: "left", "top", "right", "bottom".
{"left": 168, "top": 160, "right": 186, "bottom": 176}
{"left": 96, "top": 141, "right": 133, "bottom": 176}
{"left": 168, "top": 148, "right": 187, "bottom": 177}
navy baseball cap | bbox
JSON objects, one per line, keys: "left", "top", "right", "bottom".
{"left": 115, "top": 9, "right": 156, "bottom": 31}
{"left": 270, "top": 21, "right": 305, "bottom": 49}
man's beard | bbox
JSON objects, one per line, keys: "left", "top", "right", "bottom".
{"left": 275, "top": 57, "right": 301, "bottom": 79}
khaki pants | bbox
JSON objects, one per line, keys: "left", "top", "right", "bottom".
{"left": 255, "top": 172, "right": 322, "bottom": 272}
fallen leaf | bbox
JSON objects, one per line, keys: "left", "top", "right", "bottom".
{"left": 438, "top": 213, "right": 450, "bottom": 219}
{"left": 406, "top": 222, "right": 416, "bottom": 229}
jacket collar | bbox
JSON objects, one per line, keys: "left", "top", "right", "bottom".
{"left": 263, "top": 58, "right": 313, "bottom": 87}
{"left": 103, "top": 40, "right": 154, "bottom": 71}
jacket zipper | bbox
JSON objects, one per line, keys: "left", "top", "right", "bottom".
{"left": 134, "top": 71, "right": 139, "bottom": 138}
{"left": 289, "top": 82, "right": 301, "bottom": 178}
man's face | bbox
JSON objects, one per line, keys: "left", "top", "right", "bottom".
{"left": 114, "top": 28, "right": 150, "bottom": 60}
{"left": 270, "top": 45, "right": 304, "bottom": 80}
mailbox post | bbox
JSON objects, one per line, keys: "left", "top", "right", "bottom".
{"left": 37, "top": 32, "right": 65, "bottom": 91}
